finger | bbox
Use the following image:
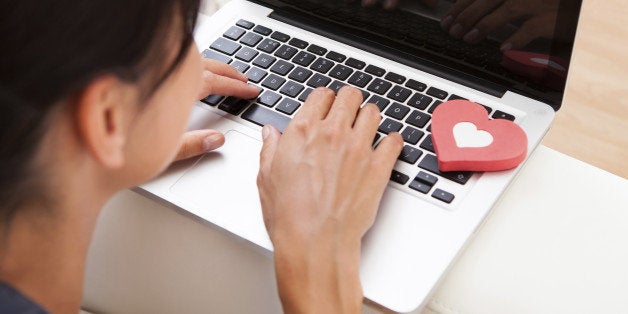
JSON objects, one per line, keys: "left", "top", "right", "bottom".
{"left": 500, "top": 17, "right": 545, "bottom": 51}
{"left": 462, "top": 2, "right": 524, "bottom": 44}
{"left": 290, "top": 87, "right": 336, "bottom": 126}
{"left": 174, "top": 129, "right": 225, "bottom": 161}
{"left": 383, "top": 0, "right": 400, "bottom": 10}
{"left": 326, "top": 86, "right": 364, "bottom": 127}
{"left": 442, "top": 0, "right": 475, "bottom": 30}
{"left": 199, "top": 71, "right": 260, "bottom": 100}
{"left": 202, "top": 59, "right": 248, "bottom": 82}
{"left": 372, "top": 132, "right": 404, "bottom": 178}
{"left": 449, "top": 0, "right": 504, "bottom": 39}
{"left": 352, "top": 103, "right": 381, "bottom": 144}
{"left": 258, "top": 125, "right": 281, "bottom": 176}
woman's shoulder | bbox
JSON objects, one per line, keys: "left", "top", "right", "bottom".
{"left": 0, "top": 281, "right": 48, "bottom": 314}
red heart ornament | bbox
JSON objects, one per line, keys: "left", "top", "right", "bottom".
{"left": 431, "top": 100, "right": 528, "bottom": 172}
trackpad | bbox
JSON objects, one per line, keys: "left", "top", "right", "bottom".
{"left": 170, "top": 130, "right": 270, "bottom": 247}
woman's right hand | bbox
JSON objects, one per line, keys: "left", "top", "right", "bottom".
{"left": 257, "top": 86, "right": 403, "bottom": 313}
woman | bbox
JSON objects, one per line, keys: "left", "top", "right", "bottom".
{"left": 0, "top": 0, "right": 403, "bottom": 313}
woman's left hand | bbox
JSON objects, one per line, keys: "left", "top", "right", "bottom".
{"left": 174, "top": 58, "right": 260, "bottom": 161}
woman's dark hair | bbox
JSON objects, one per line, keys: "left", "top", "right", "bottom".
{"left": 0, "top": 0, "right": 200, "bottom": 223}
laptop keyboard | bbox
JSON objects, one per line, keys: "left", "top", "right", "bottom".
{"left": 201, "top": 19, "right": 517, "bottom": 207}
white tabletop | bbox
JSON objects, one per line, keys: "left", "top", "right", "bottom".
{"left": 81, "top": 146, "right": 628, "bottom": 314}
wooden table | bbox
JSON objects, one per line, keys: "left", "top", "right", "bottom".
{"left": 543, "top": 0, "right": 628, "bottom": 178}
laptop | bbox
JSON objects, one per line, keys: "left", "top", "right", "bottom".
{"left": 139, "top": 0, "right": 583, "bottom": 312}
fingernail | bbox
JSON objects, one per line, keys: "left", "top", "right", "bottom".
{"left": 203, "top": 134, "right": 223, "bottom": 151}
{"left": 463, "top": 28, "right": 480, "bottom": 43}
{"left": 262, "top": 126, "right": 271, "bottom": 140}
{"left": 441, "top": 15, "right": 454, "bottom": 30}
{"left": 449, "top": 23, "right": 464, "bottom": 38}
{"left": 500, "top": 42, "right": 513, "bottom": 51}
{"left": 203, "top": 70, "right": 212, "bottom": 78}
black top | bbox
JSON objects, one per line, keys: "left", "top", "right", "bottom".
{"left": 0, "top": 282, "right": 48, "bottom": 314}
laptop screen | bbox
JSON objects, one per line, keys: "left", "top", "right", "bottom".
{"left": 250, "top": 0, "right": 583, "bottom": 110}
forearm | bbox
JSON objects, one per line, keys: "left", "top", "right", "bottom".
{"left": 273, "top": 238, "right": 363, "bottom": 314}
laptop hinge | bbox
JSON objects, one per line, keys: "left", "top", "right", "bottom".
{"left": 268, "top": 8, "right": 508, "bottom": 99}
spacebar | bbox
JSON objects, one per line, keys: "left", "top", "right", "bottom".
{"left": 242, "top": 104, "right": 292, "bottom": 133}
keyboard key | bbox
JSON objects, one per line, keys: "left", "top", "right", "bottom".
{"left": 418, "top": 154, "right": 472, "bottom": 184}
{"left": 245, "top": 67, "right": 267, "bottom": 83}
{"left": 236, "top": 19, "right": 254, "bottom": 30}
{"left": 252, "top": 54, "right": 276, "bottom": 69}
{"left": 367, "top": 95, "right": 390, "bottom": 111}
{"left": 293, "top": 51, "right": 317, "bottom": 67}
{"left": 280, "top": 81, "right": 304, "bottom": 97}
{"left": 288, "top": 67, "right": 313, "bottom": 83}
{"left": 415, "top": 171, "right": 438, "bottom": 186}
{"left": 387, "top": 85, "right": 412, "bottom": 102}
{"left": 288, "top": 37, "right": 309, "bottom": 49}
{"left": 240, "top": 32, "right": 263, "bottom": 47}
{"left": 409, "top": 180, "right": 431, "bottom": 194}
{"left": 365, "top": 65, "right": 385, "bottom": 77}
{"left": 401, "top": 126, "right": 424, "bottom": 145}
{"left": 407, "top": 93, "right": 433, "bottom": 110}
{"left": 224, "top": 26, "right": 245, "bottom": 41}
{"left": 347, "top": 71, "right": 373, "bottom": 88}
{"left": 276, "top": 98, "right": 301, "bottom": 115}
{"left": 428, "top": 100, "right": 443, "bottom": 113}
{"left": 360, "top": 90, "right": 371, "bottom": 102}
{"left": 432, "top": 188, "right": 455, "bottom": 204}
{"left": 399, "top": 145, "right": 423, "bottom": 164}
{"left": 367, "top": 78, "right": 393, "bottom": 95}
{"left": 492, "top": 110, "right": 515, "bottom": 121}
{"left": 253, "top": 25, "right": 272, "bottom": 36}
{"left": 306, "top": 73, "right": 331, "bottom": 88}
{"left": 482, "top": 105, "right": 493, "bottom": 114}
{"left": 385, "top": 72, "right": 406, "bottom": 84}
{"left": 210, "top": 37, "right": 241, "bottom": 55}
{"left": 235, "top": 47, "right": 258, "bottom": 62}
{"left": 311, "top": 58, "right": 335, "bottom": 74}
{"left": 390, "top": 170, "right": 410, "bottom": 185}
{"left": 201, "top": 95, "right": 223, "bottom": 106}
{"left": 298, "top": 88, "right": 313, "bottom": 102}
{"left": 378, "top": 118, "right": 403, "bottom": 134}
{"left": 230, "top": 60, "right": 249, "bottom": 73}
{"left": 202, "top": 49, "right": 231, "bottom": 64}
{"left": 326, "top": 51, "right": 346, "bottom": 62}
{"left": 218, "top": 97, "right": 250, "bottom": 115}
{"left": 307, "top": 44, "right": 327, "bottom": 56}
{"left": 372, "top": 133, "right": 382, "bottom": 146}
{"left": 426, "top": 86, "right": 448, "bottom": 100}
{"left": 242, "top": 104, "right": 292, "bottom": 132}
{"left": 329, "top": 65, "right": 354, "bottom": 80}
{"left": 420, "top": 135, "right": 434, "bottom": 153}
{"left": 385, "top": 102, "right": 410, "bottom": 120}
{"left": 258, "top": 38, "right": 280, "bottom": 53}
{"left": 258, "top": 90, "right": 282, "bottom": 107}
{"left": 406, "top": 79, "right": 427, "bottom": 92}
{"left": 270, "top": 60, "right": 294, "bottom": 76}
{"left": 274, "top": 45, "right": 298, "bottom": 60}
{"left": 328, "top": 80, "right": 347, "bottom": 94}
{"left": 448, "top": 94, "right": 467, "bottom": 101}
{"left": 271, "top": 31, "right": 290, "bottom": 42}
{"left": 345, "top": 58, "right": 366, "bottom": 69}
{"left": 261, "top": 74, "right": 286, "bottom": 90}
{"left": 406, "top": 110, "right": 431, "bottom": 128}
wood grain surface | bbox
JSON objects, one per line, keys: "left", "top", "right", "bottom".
{"left": 542, "top": 0, "right": 627, "bottom": 178}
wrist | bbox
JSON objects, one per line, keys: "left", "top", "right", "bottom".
{"left": 273, "top": 236, "right": 363, "bottom": 313}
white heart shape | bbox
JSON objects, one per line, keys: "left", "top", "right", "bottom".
{"left": 453, "top": 122, "right": 493, "bottom": 148}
